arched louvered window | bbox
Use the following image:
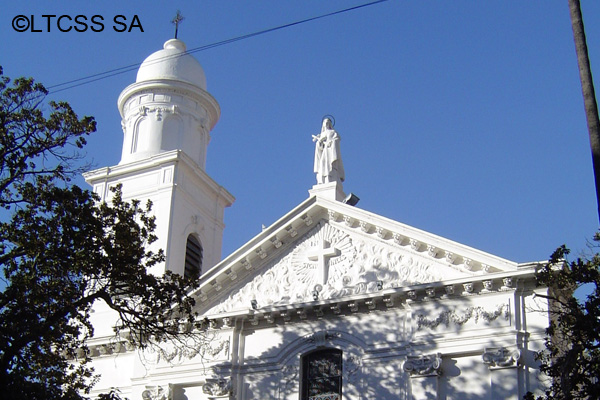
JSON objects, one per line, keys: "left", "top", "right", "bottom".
{"left": 184, "top": 234, "right": 202, "bottom": 279}
{"left": 301, "top": 348, "right": 343, "bottom": 400}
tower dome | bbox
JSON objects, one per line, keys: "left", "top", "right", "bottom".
{"left": 117, "top": 38, "right": 220, "bottom": 167}
{"left": 136, "top": 39, "right": 207, "bottom": 90}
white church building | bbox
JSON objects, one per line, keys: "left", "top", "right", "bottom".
{"left": 83, "top": 39, "right": 549, "bottom": 400}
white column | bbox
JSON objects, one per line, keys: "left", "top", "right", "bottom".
{"left": 403, "top": 353, "right": 442, "bottom": 400}
{"left": 482, "top": 347, "right": 521, "bottom": 400}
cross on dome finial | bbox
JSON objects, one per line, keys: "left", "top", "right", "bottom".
{"left": 171, "top": 10, "right": 185, "bottom": 39}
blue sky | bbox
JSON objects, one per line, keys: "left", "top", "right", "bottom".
{"left": 2, "top": 1, "right": 599, "bottom": 264}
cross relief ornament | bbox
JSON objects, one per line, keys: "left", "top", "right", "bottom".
{"left": 291, "top": 222, "right": 355, "bottom": 290}
{"left": 307, "top": 238, "right": 340, "bottom": 285}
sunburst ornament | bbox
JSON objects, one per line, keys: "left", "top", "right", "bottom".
{"left": 291, "top": 222, "right": 355, "bottom": 287}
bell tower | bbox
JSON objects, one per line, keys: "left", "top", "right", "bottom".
{"left": 84, "top": 39, "right": 234, "bottom": 277}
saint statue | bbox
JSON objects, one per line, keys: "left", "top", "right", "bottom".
{"left": 313, "top": 117, "right": 345, "bottom": 185}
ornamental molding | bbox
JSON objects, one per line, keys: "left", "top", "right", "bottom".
{"left": 207, "top": 221, "right": 487, "bottom": 314}
{"left": 304, "top": 331, "right": 341, "bottom": 347}
{"left": 142, "top": 385, "right": 171, "bottom": 400}
{"left": 482, "top": 347, "right": 521, "bottom": 368}
{"left": 156, "top": 337, "right": 230, "bottom": 364}
{"left": 403, "top": 353, "right": 442, "bottom": 376}
{"left": 416, "top": 303, "right": 509, "bottom": 330}
{"left": 202, "top": 376, "right": 232, "bottom": 398}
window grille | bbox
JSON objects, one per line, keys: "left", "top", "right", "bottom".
{"left": 301, "top": 349, "right": 342, "bottom": 400}
{"left": 184, "top": 235, "right": 202, "bottom": 278}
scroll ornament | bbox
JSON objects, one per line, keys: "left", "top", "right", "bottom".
{"left": 403, "top": 353, "right": 442, "bottom": 376}
{"left": 482, "top": 347, "right": 520, "bottom": 367}
{"left": 202, "top": 376, "right": 232, "bottom": 398}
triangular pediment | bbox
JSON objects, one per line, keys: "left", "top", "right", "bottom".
{"left": 193, "top": 196, "right": 521, "bottom": 316}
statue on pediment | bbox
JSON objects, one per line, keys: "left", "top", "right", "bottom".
{"left": 313, "top": 117, "right": 345, "bottom": 185}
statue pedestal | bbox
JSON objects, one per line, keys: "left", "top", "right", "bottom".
{"left": 309, "top": 181, "right": 346, "bottom": 202}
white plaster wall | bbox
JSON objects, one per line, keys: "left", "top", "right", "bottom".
{"left": 438, "top": 355, "right": 491, "bottom": 399}
{"left": 87, "top": 284, "right": 547, "bottom": 400}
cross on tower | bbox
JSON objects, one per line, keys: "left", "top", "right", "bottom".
{"left": 307, "top": 238, "right": 340, "bottom": 285}
{"left": 171, "top": 11, "right": 185, "bottom": 39}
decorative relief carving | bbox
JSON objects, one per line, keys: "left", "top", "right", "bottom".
{"left": 265, "top": 313, "right": 275, "bottom": 324}
{"left": 305, "top": 331, "right": 341, "bottom": 347}
{"left": 211, "top": 280, "right": 222, "bottom": 292}
{"left": 403, "top": 353, "right": 442, "bottom": 376}
{"left": 344, "top": 355, "right": 363, "bottom": 383}
{"left": 142, "top": 385, "right": 170, "bottom": 400}
{"left": 383, "top": 296, "right": 394, "bottom": 307}
{"left": 202, "top": 376, "right": 232, "bottom": 397}
{"left": 206, "top": 339, "right": 230, "bottom": 358}
{"left": 482, "top": 347, "right": 520, "bottom": 367}
{"left": 376, "top": 227, "right": 386, "bottom": 239}
{"left": 241, "top": 258, "right": 252, "bottom": 270}
{"left": 159, "top": 338, "right": 230, "bottom": 363}
{"left": 303, "top": 215, "right": 313, "bottom": 226}
{"left": 463, "top": 258, "right": 473, "bottom": 270}
{"left": 393, "top": 233, "right": 404, "bottom": 245}
{"left": 225, "top": 270, "right": 237, "bottom": 281}
{"left": 359, "top": 221, "right": 370, "bottom": 233}
{"left": 207, "top": 221, "right": 475, "bottom": 314}
{"left": 280, "top": 311, "right": 291, "bottom": 322}
{"left": 286, "top": 225, "right": 298, "bottom": 237}
{"left": 416, "top": 303, "right": 509, "bottom": 330}
{"left": 482, "top": 280, "right": 493, "bottom": 292}
{"left": 305, "top": 238, "right": 342, "bottom": 285}
{"left": 134, "top": 105, "right": 179, "bottom": 122}
{"left": 462, "top": 282, "right": 474, "bottom": 294}
{"left": 410, "top": 239, "right": 420, "bottom": 251}
{"left": 290, "top": 223, "right": 355, "bottom": 289}
{"left": 256, "top": 248, "right": 267, "bottom": 259}
{"left": 328, "top": 210, "right": 338, "bottom": 222}
{"left": 314, "top": 306, "right": 324, "bottom": 317}
{"left": 365, "top": 299, "right": 377, "bottom": 310}
{"left": 427, "top": 245, "right": 438, "bottom": 257}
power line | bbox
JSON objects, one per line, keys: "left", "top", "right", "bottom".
{"left": 47, "top": 0, "right": 389, "bottom": 95}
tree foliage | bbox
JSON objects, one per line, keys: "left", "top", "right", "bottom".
{"left": 0, "top": 67, "right": 200, "bottom": 399}
{"left": 527, "top": 235, "right": 600, "bottom": 400}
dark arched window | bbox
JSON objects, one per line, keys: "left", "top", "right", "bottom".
{"left": 301, "top": 349, "right": 342, "bottom": 400}
{"left": 184, "top": 234, "right": 202, "bottom": 279}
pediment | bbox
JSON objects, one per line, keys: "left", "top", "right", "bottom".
{"left": 195, "top": 196, "right": 520, "bottom": 316}
{"left": 205, "top": 220, "right": 480, "bottom": 315}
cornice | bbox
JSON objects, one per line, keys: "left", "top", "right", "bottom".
{"left": 197, "top": 268, "right": 539, "bottom": 330}
{"left": 83, "top": 150, "right": 234, "bottom": 206}
{"left": 117, "top": 79, "right": 220, "bottom": 131}
{"left": 191, "top": 196, "right": 535, "bottom": 311}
